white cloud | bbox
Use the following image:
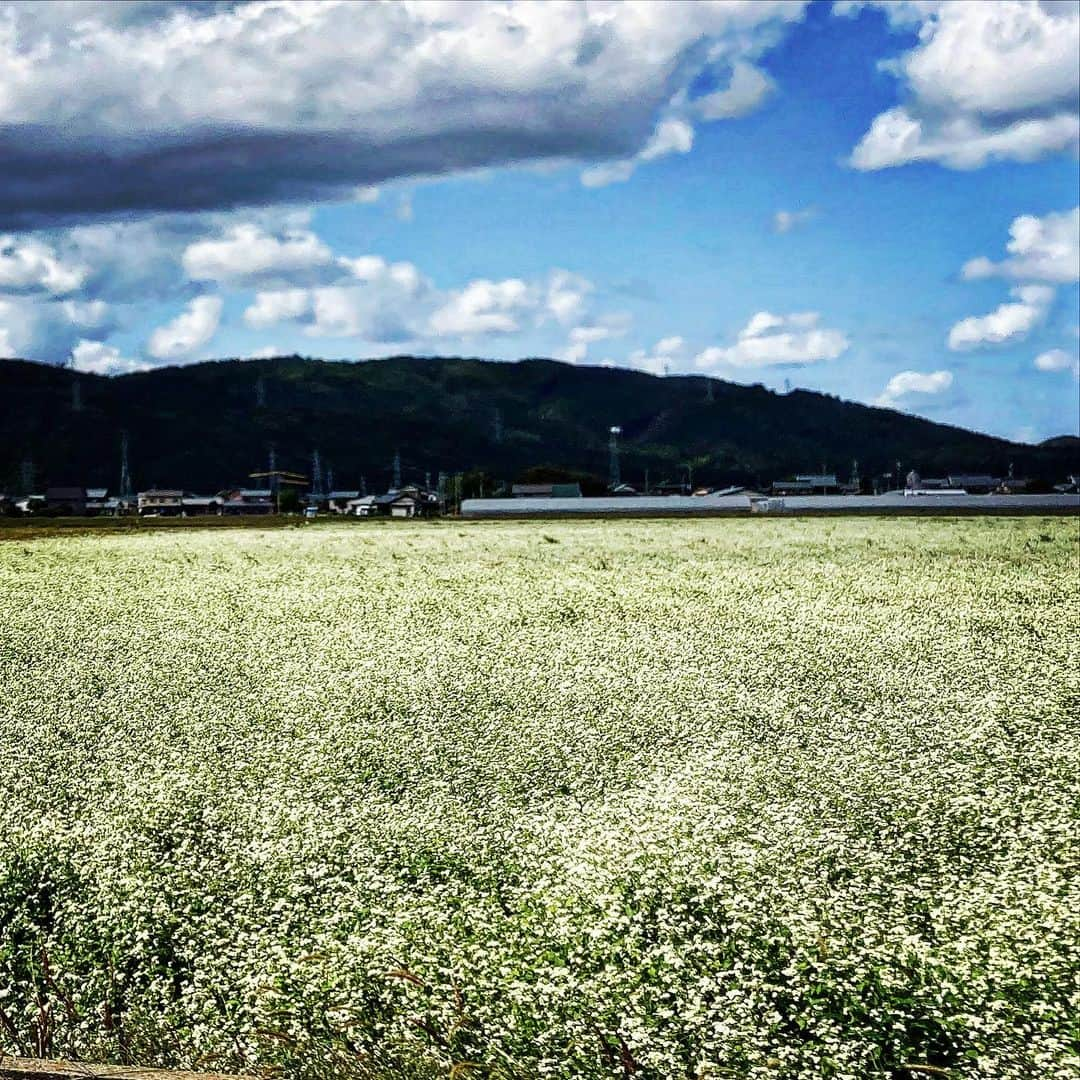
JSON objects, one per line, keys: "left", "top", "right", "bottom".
{"left": 240, "top": 255, "right": 592, "bottom": 347}
{"left": 558, "top": 315, "right": 632, "bottom": 364}
{"left": 0, "top": 293, "right": 106, "bottom": 363}
{"left": 581, "top": 117, "right": 694, "bottom": 188}
{"left": 148, "top": 296, "right": 223, "bottom": 359}
{"left": 874, "top": 368, "right": 953, "bottom": 407}
{"left": 947, "top": 284, "right": 1054, "bottom": 350}
{"left": 656, "top": 335, "right": 685, "bottom": 356}
{"left": 182, "top": 223, "right": 335, "bottom": 284}
{"left": 848, "top": 2, "right": 1080, "bottom": 170}
{"left": 61, "top": 299, "right": 111, "bottom": 330}
{"left": 354, "top": 186, "right": 381, "bottom": 204}
{"left": 546, "top": 270, "right": 593, "bottom": 326}
{"left": 429, "top": 278, "right": 535, "bottom": 337}
{"left": 962, "top": 208, "right": 1080, "bottom": 285}
{"left": 773, "top": 208, "right": 815, "bottom": 234}
{"left": 0, "top": 1, "right": 808, "bottom": 223}
{"left": 625, "top": 334, "right": 688, "bottom": 376}
{"left": 70, "top": 339, "right": 149, "bottom": 376}
{"left": 1034, "top": 348, "right": 1079, "bottom": 376}
{"left": 695, "top": 311, "right": 849, "bottom": 368}
{"left": 695, "top": 61, "right": 774, "bottom": 120}
{"left": 244, "top": 289, "right": 313, "bottom": 330}
{"left": 0, "top": 235, "right": 85, "bottom": 295}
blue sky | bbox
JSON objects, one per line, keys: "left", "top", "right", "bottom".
{"left": 1, "top": 0, "right": 1077, "bottom": 441}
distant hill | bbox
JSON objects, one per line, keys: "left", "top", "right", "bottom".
{"left": 1, "top": 355, "right": 1076, "bottom": 494}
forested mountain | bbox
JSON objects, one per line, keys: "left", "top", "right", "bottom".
{"left": 2, "top": 355, "right": 1076, "bottom": 493}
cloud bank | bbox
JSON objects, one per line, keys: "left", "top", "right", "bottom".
{"left": 695, "top": 311, "right": 849, "bottom": 369}
{"left": 0, "top": 0, "right": 807, "bottom": 226}
{"left": 846, "top": 1, "right": 1080, "bottom": 170}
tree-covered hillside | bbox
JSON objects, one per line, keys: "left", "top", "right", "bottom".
{"left": 1, "top": 355, "right": 1076, "bottom": 493}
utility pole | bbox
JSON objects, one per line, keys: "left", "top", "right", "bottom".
{"left": 392, "top": 448, "right": 401, "bottom": 491}
{"left": 609, "top": 426, "right": 621, "bottom": 490}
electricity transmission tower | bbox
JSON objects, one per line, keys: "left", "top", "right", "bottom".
{"left": 119, "top": 431, "right": 132, "bottom": 500}
{"left": 311, "top": 450, "right": 324, "bottom": 501}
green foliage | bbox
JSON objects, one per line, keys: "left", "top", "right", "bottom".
{"left": 1, "top": 356, "right": 1076, "bottom": 494}
{"left": 0, "top": 518, "right": 1078, "bottom": 1079}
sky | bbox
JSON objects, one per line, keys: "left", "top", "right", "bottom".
{"left": 0, "top": 0, "right": 1078, "bottom": 442}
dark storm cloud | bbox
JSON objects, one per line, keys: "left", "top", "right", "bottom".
{"left": 0, "top": 0, "right": 807, "bottom": 227}
{"left": 0, "top": 126, "right": 631, "bottom": 230}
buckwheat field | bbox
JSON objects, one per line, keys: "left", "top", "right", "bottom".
{"left": 1, "top": 517, "right": 1077, "bottom": 1080}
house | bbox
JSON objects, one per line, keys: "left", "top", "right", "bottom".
{"left": 138, "top": 489, "right": 184, "bottom": 515}
{"left": 180, "top": 496, "right": 223, "bottom": 516}
{"left": 367, "top": 487, "right": 440, "bottom": 518}
{"left": 84, "top": 488, "right": 129, "bottom": 516}
{"left": 220, "top": 488, "right": 275, "bottom": 514}
{"left": 324, "top": 490, "right": 361, "bottom": 513}
{"left": 346, "top": 495, "right": 378, "bottom": 516}
{"left": 1053, "top": 475, "right": 1079, "bottom": 494}
{"left": 44, "top": 486, "right": 88, "bottom": 515}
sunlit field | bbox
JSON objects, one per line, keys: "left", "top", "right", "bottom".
{"left": 1, "top": 518, "right": 1077, "bottom": 1080}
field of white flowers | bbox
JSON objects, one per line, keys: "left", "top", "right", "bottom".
{"left": 0, "top": 517, "right": 1077, "bottom": 1080}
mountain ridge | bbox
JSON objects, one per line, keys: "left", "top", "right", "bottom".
{"left": 1, "top": 355, "right": 1076, "bottom": 493}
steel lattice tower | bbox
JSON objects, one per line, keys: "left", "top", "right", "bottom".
{"left": 119, "top": 432, "right": 132, "bottom": 499}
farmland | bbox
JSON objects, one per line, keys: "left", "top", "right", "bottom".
{"left": 1, "top": 518, "right": 1077, "bottom": 1080}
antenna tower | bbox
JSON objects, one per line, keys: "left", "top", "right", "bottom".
{"left": 609, "top": 426, "right": 621, "bottom": 489}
